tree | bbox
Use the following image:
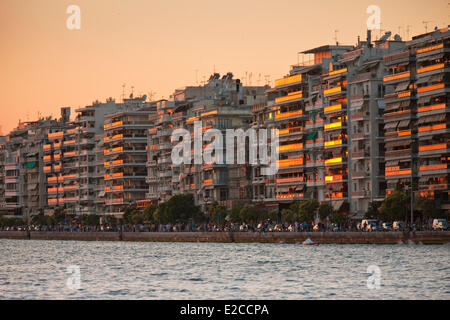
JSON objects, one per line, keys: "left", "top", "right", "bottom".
{"left": 414, "top": 195, "right": 435, "bottom": 220}
{"left": 318, "top": 203, "right": 333, "bottom": 221}
{"left": 331, "top": 212, "right": 348, "bottom": 225}
{"left": 228, "top": 205, "right": 243, "bottom": 223}
{"left": 365, "top": 201, "right": 382, "bottom": 219}
{"left": 205, "top": 201, "right": 227, "bottom": 224}
{"left": 157, "top": 194, "right": 202, "bottom": 223}
{"left": 239, "top": 204, "right": 259, "bottom": 222}
{"left": 281, "top": 208, "right": 295, "bottom": 223}
{"left": 143, "top": 204, "right": 157, "bottom": 222}
{"left": 379, "top": 189, "right": 409, "bottom": 221}
{"left": 293, "top": 199, "right": 319, "bottom": 222}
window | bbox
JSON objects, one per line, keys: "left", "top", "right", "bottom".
{"left": 220, "top": 188, "right": 228, "bottom": 201}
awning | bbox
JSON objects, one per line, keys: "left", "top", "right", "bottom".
{"left": 418, "top": 115, "right": 437, "bottom": 124}
{"left": 331, "top": 200, "right": 344, "bottom": 211}
{"left": 384, "top": 121, "right": 399, "bottom": 129}
{"left": 295, "top": 184, "right": 305, "bottom": 191}
{"left": 27, "top": 184, "right": 38, "bottom": 191}
{"left": 417, "top": 96, "right": 431, "bottom": 104}
{"left": 429, "top": 73, "right": 444, "bottom": 83}
{"left": 277, "top": 186, "right": 291, "bottom": 192}
{"left": 397, "top": 119, "right": 410, "bottom": 128}
{"left": 98, "top": 191, "right": 106, "bottom": 197}
{"left": 306, "top": 131, "right": 317, "bottom": 140}
{"left": 416, "top": 76, "right": 431, "bottom": 85}
{"left": 350, "top": 100, "right": 364, "bottom": 108}
{"left": 419, "top": 177, "right": 429, "bottom": 182}
{"left": 400, "top": 100, "right": 411, "bottom": 107}
{"left": 395, "top": 81, "right": 410, "bottom": 92}
{"left": 385, "top": 140, "right": 410, "bottom": 148}
{"left": 358, "top": 60, "right": 379, "bottom": 72}
{"left": 384, "top": 102, "right": 400, "bottom": 112}
{"left": 386, "top": 160, "right": 399, "bottom": 166}
{"left": 417, "top": 53, "right": 444, "bottom": 61}
{"left": 26, "top": 161, "right": 37, "bottom": 169}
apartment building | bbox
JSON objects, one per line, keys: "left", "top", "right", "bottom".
{"left": 409, "top": 28, "right": 450, "bottom": 212}
{"left": 103, "top": 96, "right": 155, "bottom": 216}
{"left": 0, "top": 137, "right": 6, "bottom": 214}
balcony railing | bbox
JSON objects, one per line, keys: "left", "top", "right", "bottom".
{"left": 417, "top": 63, "right": 445, "bottom": 74}
{"left": 324, "top": 104, "right": 342, "bottom": 113}
{"left": 275, "top": 109, "right": 303, "bottom": 120}
{"left": 324, "top": 157, "right": 343, "bottom": 165}
{"left": 324, "top": 139, "right": 343, "bottom": 147}
{"left": 275, "top": 90, "right": 303, "bottom": 103}
{"left": 277, "top": 143, "right": 303, "bottom": 152}
{"left": 276, "top": 193, "right": 304, "bottom": 199}
{"left": 324, "top": 121, "right": 343, "bottom": 130}
{"left": 383, "top": 71, "right": 411, "bottom": 83}
{"left": 385, "top": 166, "right": 411, "bottom": 176}
{"left": 419, "top": 163, "right": 447, "bottom": 171}
{"left": 417, "top": 83, "right": 445, "bottom": 93}
{"left": 278, "top": 126, "right": 303, "bottom": 136}
{"left": 275, "top": 74, "right": 302, "bottom": 87}
{"left": 418, "top": 123, "right": 446, "bottom": 133}
{"left": 277, "top": 158, "right": 303, "bottom": 168}
{"left": 419, "top": 143, "right": 447, "bottom": 152}
{"left": 416, "top": 43, "right": 443, "bottom": 54}
{"left": 418, "top": 103, "right": 446, "bottom": 113}
{"left": 275, "top": 176, "right": 305, "bottom": 184}
{"left": 324, "top": 86, "right": 343, "bottom": 96}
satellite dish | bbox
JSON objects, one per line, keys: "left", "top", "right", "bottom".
{"left": 142, "top": 94, "right": 147, "bottom": 101}
{"left": 394, "top": 34, "right": 402, "bottom": 41}
{"left": 129, "top": 93, "right": 133, "bottom": 99}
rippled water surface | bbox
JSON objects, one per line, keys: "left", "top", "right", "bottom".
{"left": 0, "top": 239, "right": 449, "bottom": 299}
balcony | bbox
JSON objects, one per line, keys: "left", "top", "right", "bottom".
{"left": 305, "top": 119, "right": 323, "bottom": 130}
{"left": 275, "top": 176, "right": 305, "bottom": 184}
{"left": 383, "top": 71, "right": 411, "bottom": 83}
{"left": 385, "top": 129, "right": 411, "bottom": 140}
{"left": 352, "top": 171, "right": 368, "bottom": 179}
{"left": 305, "top": 159, "right": 324, "bottom": 168}
{"left": 417, "top": 103, "right": 447, "bottom": 114}
{"left": 64, "top": 151, "right": 77, "bottom": 157}
{"left": 274, "top": 109, "right": 303, "bottom": 120}
{"left": 352, "top": 151, "right": 369, "bottom": 159}
{"left": 277, "top": 158, "right": 303, "bottom": 168}
{"left": 417, "top": 83, "right": 445, "bottom": 95}
{"left": 277, "top": 126, "right": 304, "bottom": 136}
{"left": 385, "top": 166, "right": 411, "bottom": 177}
{"left": 324, "top": 104, "right": 342, "bottom": 114}
{"left": 384, "top": 90, "right": 411, "bottom": 102}
{"left": 48, "top": 131, "right": 64, "bottom": 139}
{"left": 325, "top": 174, "right": 346, "bottom": 183}
{"left": 275, "top": 91, "right": 303, "bottom": 103}
{"left": 324, "top": 157, "right": 344, "bottom": 166}
{"left": 63, "top": 140, "right": 76, "bottom": 146}
{"left": 385, "top": 148, "right": 411, "bottom": 159}
{"left": 384, "top": 109, "right": 411, "bottom": 121}
{"left": 276, "top": 193, "right": 304, "bottom": 200}
{"left": 419, "top": 143, "right": 449, "bottom": 155}
{"left": 275, "top": 74, "right": 302, "bottom": 88}
{"left": 417, "top": 63, "right": 445, "bottom": 75}
{"left": 352, "top": 190, "right": 369, "bottom": 198}
{"left": 324, "top": 139, "right": 344, "bottom": 148}
{"left": 419, "top": 163, "right": 448, "bottom": 174}
{"left": 416, "top": 43, "right": 444, "bottom": 55}
{"left": 325, "top": 192, "right": 347, "bottom": 200}
{"left": 323, "top": 68, "right": 347, "bottom": 78}
{"left": 277, "top": 143, "right": 303, "bottom": 152}
{"left": 324, "top": 86, "right": 344, "bottom": 97}
{"left": 324, "top": 121, "right": 343, "bottom": 131}
{"left": 418, "top": 123, "right": 447, "bottom": 135}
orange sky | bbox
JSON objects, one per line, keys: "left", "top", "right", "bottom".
{"left": 0, "top": 0, "right": 447, "bottom": 134}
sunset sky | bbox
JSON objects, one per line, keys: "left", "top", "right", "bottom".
{"left": 0, "top": 0, "right": 447, "bottom": 134}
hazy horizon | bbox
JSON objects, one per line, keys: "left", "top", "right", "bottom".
{"left": 0, "top": 0, "right": 448, "bottom": 134}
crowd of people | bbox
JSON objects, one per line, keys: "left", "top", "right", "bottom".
{"left": 0, "top": 219, "right": 438, "bottom": 233}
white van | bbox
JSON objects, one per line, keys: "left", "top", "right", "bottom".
{"left": 432, "top": 219, "right": 448, "bottom": 231}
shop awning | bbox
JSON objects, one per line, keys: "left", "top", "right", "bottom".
{"left": 331, "top": 200, "right": 344, "bottom": 211}
{"left": 386, "top": 160, "right": 399, "bottom": 166}
{"left": 384, "top": 102, "right": 400, "bottom": 112}
{"left": 98, "top": 191, "right": 106, "bottom": 197}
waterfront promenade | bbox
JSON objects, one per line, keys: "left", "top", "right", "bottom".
{"left": 1, "top": 230, "right": 449, "bottom": 244}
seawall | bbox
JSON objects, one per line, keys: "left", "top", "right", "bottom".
{"left": 0, "top": 231, "right": 449, "bottom": 244}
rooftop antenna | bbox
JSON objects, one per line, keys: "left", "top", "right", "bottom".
{"left": 148, "top": 90, "right": 156, "bottom": 101}
{"left": 257, "top": 73, "right": 262, "bottom": 86}
{"left": 406, "top": 25, "right": 412, "bottom": 40}
{"left": 131, "top": 86, "right": 134, "bottom": 97}
{"left": 249, "top": 72, "right": 253, "bottom": 86}
{"left": 334, "top": 30, "right": 339, "bottom": 45}
{"left": 195, "top": 69, "right": 199, "bottom": 85}
{"left": 121, "top": 83, "right": 126, "bottom": 101}
{"left": 264, "top": 75, "right": 270, "bottom": 86}
{"left": 422, "top": 21, "right": 432, "bottom": 33}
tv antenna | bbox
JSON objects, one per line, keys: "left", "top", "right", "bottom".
{"left": 195, "top": 69, "right": 199, "bottom": 85}
{"left": 334, "top": 30, "right": 339, "bottom": 45}
{"left": 264, "top": 75, "right": 270, "bottom": 86}
{"left": 422, "top": 21, "right": 432, "bottom": 33}
{"left": 406, "top": 25, "right": 412, "bottom": 40}
{"left": 121, "top": 83, "right": 126, "bottom": 101}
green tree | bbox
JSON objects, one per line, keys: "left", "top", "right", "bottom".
{"left": 239, "top": 204, "right": 259, "bottom": 222}
{"left": 160, "top": 194, "right": 202, "bottom": 223}
{"left": 318, "top": 202, "right": 333, "bottom": 221}
{"left": 143, "top": 204, "right": 157, "bottom": 222}
{"left": 379, "top": 189, "right": 409, "bottom": 221}
{"left": 365, "top": 201, "right": 382, "bottom": 219}
{"left": 205, "top": 201, "right": 227, "bottom": 224}
{"left": 414, "top": 195, "right": 435, "bottom": 219}
{"left": 228, "top": 205, "right": 243, "bottom": 223}
{"left": 293, "top": 199, "right": 319, "bottom": 222}
{"left": 281, "top": 208, "right": 295, "bottom": 222}
{"left": 331, "top": 212, "right": 348, "bottom": 224}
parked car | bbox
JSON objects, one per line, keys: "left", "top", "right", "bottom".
{"left": 432, "top": 219, "right": 449, "bottom": 231}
